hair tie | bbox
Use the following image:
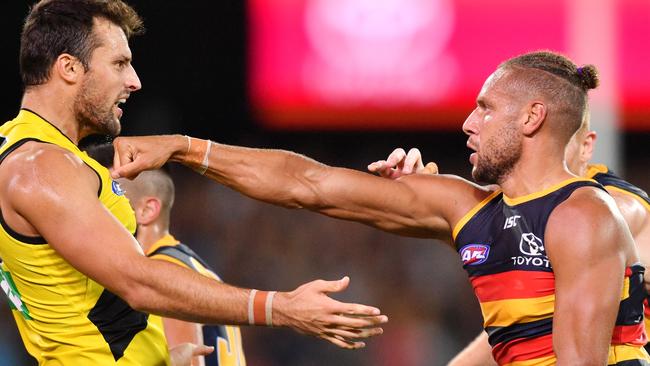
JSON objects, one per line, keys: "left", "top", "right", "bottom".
{"left": 576, "top": 67, "right": 583, "bottom": 76}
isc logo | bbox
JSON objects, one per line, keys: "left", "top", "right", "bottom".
{"left": 504, "top": 215, "right": 521, "bottom": 229}
{"left": 459, "top": 244, "right": 490, "bottom": 266}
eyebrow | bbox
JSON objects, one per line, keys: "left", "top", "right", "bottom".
{"left": 114, "top": 55, "right": 132, "bottom": 63}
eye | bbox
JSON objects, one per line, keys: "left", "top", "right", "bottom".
{"left": 115, "top": 60, "right": 130, "bottom": 69}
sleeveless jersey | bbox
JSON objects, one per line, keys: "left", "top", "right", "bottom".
{"left": 147, "top": 234, "right": 246, "bottom": 366}
{"left": 453, "top": 177, "right": 649, "bottom": 365}
{"left": 587, "top": 164, "right": 650, "bottom": 346}
{"left": 0, "top": 109, "right": 169, "bottom": 365}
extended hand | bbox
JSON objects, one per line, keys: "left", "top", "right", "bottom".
{"left": 274, "top": 276, "right": 388, "bottom": 349}
{"left": 367, "top": 148, "right": 438, "bottom": 179}
{"left": 112, "top": 135, "right": 184, "bottom": 179}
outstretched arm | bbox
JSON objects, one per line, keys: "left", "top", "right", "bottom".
{"left": 1, "top": 142, "right": 386, "bottom": 349}
{"left": 546, "top": 188, "right": 636, "bottom": 365}
{"left": 112, "top": 136, "right": 488, "bottom": 239}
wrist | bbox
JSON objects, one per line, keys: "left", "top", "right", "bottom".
{"left": 170, "top": 135, "right": 212, "bottom": 175}
{"left": 270, "top": 291, "right": 289, "bottom": 327}
{"left": 248, "top": 290, "right": 281, "bottom": 327}
{"left": 169, "top": 134, "right": 192, "bottom": 163}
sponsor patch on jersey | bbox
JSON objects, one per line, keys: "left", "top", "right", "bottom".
{"left": 519, "top": 232, "right": 544, "bottom": 256}
{"left": 112, "top": 180, "right": 125, "bottom": 196}
{"left": 460, "top": 244, "right": 490, "bottom": 265}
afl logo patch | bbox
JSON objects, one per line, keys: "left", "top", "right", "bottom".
{"left": 112, "top": 181, "right": 125, "bottom": 196}
{"left": 460, "top": 244, "right": 490, "bottom": 266}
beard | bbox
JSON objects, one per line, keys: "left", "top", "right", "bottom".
{"left": 74, "top": 73, "right": 121, "bottom": 137}
{"left": 472, "top": 122, "right": 522, "bottom": 185}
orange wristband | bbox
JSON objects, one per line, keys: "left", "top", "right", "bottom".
{"left": 248, "top": 290, "right": 276, "bottom": 326}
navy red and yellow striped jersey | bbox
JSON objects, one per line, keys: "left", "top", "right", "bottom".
{"left": 147, "top": 234, "right": 246, "bottom": 366}
{"left": 453, "top": 177, "right": 649, "bottom": 365}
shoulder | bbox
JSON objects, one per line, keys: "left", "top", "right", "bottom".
{"left": 607, "top": 188, "right": 649, "bottom": 237}
{"left": 550, "top": 186, "right": 620, "bottom": 232}
{"left": 546, "top": 186, "right": 631, "bottom": 260}
{"left": 0, "top": 141, "right": 99, "bottom": 202}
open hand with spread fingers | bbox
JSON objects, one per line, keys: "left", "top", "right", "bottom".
{"left": 273, "top": 276, "right": 388, "bottom": 349}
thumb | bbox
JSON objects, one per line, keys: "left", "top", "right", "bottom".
{"left": 422, "top": 162, "right": 439, "bottom": 175}
{"left": 112, "top": 160, "right": 145, "bottom": 180}
{"left": 323, "top": 276, "right": 350, "bottom": 293}
{"left": 191, "top": 344, "right": 215, "bottom": 357}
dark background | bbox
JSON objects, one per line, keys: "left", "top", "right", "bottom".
{"left": 0, "top": 1, "right": 648, "bottom": 365}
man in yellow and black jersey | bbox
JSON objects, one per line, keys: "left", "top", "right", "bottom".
{"left": 0, "top": 1, "right": 387, "bottom": 364}
{"left": 369, "top": 116, "right": 650, "bottom": 365}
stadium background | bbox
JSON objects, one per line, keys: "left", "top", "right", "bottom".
{"left": 0, "top": 0, "right": 648, "bottom": 365}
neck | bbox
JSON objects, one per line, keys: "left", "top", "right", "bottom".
{"left": 21, "top": 85, "right": 86, "bottom": 144}
{"left": 136, "top": 221, "right": 170, "bottom": 253}
{"left": 498, "top": 140, "right": 574, "bottom": 198}
{"left": 577, "top": 162, "right": 589, "bottom": 178}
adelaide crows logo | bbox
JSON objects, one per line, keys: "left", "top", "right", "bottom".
{"left": 519, "top": 233, "right": 544, "bottom": 256}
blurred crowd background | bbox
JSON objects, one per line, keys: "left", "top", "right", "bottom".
{"left": 0, "top": 0, "right": 648, "bottom": 365}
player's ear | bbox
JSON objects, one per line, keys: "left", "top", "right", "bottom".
{"left": 522, "top": 102, "right": 546, "bottom": 136}
{"left": 139, "top": 197, "right": 162, "bottom": 225}
{"left": 582, "top": 131, "right": 597, "bottom": 162}
{"left": 54, "top": 53, "right": 83, "bottom": 84}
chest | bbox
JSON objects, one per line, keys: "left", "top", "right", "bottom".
{"left": 456, "top": 201, "right": 554, "bottom": 276}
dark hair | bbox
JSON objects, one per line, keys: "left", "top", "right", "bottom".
{"left": 499, "top": 50, "right": 599, "bottom": 141}
{"left": 20, "top": 0, "right": 144, "bottom": 87}
{"left": 79, "top": 135, "right": 115, "bottom": 167}
{"left": 82, "top": 138, "right": 172, "bottom": 177}
{"left": 500, "top": 51, "right": 599, "bottom": 92}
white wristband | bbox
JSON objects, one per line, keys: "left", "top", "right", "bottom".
{"left": 197, "top": 140, "right": 211, "bottom": 175}
{"left": 248, "top": 289, "right": 257, "bottom": 326}
{"left": 265, "top": 291, "right": 276, "bottom": 327}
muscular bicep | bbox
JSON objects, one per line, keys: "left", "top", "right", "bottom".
{"left": 5, "top": 147, "right": 146, "bottom": 298}
{"left": 545, "top": 188, "right": 631, "bottom": 364}
{"left": 305, "top": 168, "right": 489, "bottom": 240}
{"left": 201, "top": 145, "right": 487, "bottom": 241}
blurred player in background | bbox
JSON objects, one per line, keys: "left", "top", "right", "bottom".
{"left": 122, "top": 167, "right": 246, "bottom": 366}
{"left": 111, "top": 51, "right": 649, "bottom": 364}
{"left": 0, "top": 1, "right": 386, "bottom": 364}
{"left": 368, "top": 114, "right": 650, "bottom": 365}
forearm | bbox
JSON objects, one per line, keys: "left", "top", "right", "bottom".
{"left": 121, "top": 257, "right": 253, "bottom": 325}
{"left": 171, "top": 136, "right": 326, "bottom": 209}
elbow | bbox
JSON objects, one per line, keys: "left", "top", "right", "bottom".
{"left": 106, "top": 265, "right": 154, "bottom": 313}
{"left": 115, "top": 283, "right": 150, "bottom": 313}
